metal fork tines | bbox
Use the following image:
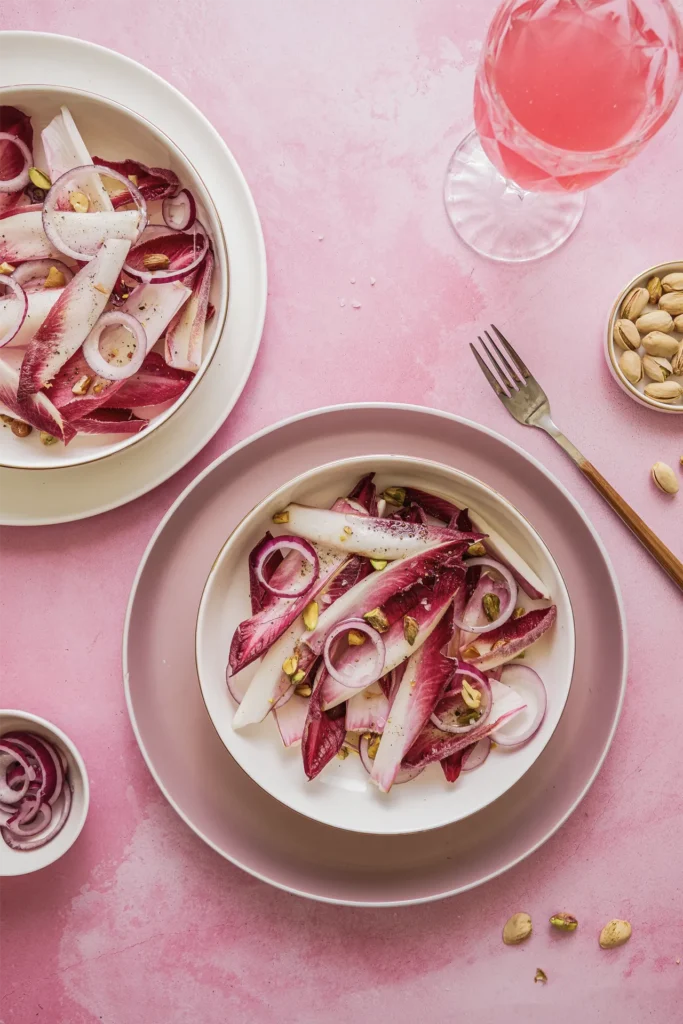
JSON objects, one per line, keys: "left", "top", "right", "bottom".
{"left": 470, "top": 325, "right": 550, "bottom": 428}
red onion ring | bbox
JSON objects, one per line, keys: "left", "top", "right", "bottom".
{"left": 0, "top": 275, "right": 28, "bottom": 348}
{"left": 1, "top": 783, "right": 71, "bottom": 851}
{"left": 82, "top": 311, "right": 148, "bottom": 381}
{"left": 453, "top": 558, "right": 517, "bottom": 634}
{"left": 11, "top": 259, "right": 74, "bottom": 291}
{"left": 0, "top": 747, "right": 33, "bottom": 804}
{"left": 430, "top": 665, "right": 492, "bottom": 735}
{"left": 42, "top": 163, "right": 148, "bottom": 261}
{"left": 0, "top": 132, "right": 32, "bottom": 193}
{"left": 461, "top": 736, "right": 491, "bottom": 771}
{"left": 492, "top": 665, "right": 547, "bottom": 747}
{"left": 323, "top": 618, "right": 385, "bottom": 690}
{"left": 253, "top": 535, "right": 320, "bottom": 598}
{"left": 5, "top": 801, "right": 52, "bottom": 837}
{"left": 162, "top": 188, "right": 196, "bottom": 231}
{"left": 358, "top": 733, "right": 424, "bottom": 784}
{"left": 123, "top": 220, "right": 209, "bottom": 285}
{"left": 3, "top": 732, "right": 62, "bottom": 805}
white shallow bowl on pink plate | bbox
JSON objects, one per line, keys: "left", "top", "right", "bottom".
{"left": 196, "top": 454, "right": 575, "bottom": 836}
{"left": 0, "top": 709, "right": 89, "bottom": 877}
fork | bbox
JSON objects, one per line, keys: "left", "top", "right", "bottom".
{"left": 471, "top": 324, "right": 683, "bottom": 592}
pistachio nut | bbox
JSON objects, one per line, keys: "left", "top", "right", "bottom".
{"left": 550, "top": 913, "right": 578, "bottom": 932}
{"left": 43, "top": 265, "right": 66, "bottom": 289}
{"left": 599, "top": 919, "right": 632, "bottom": 949}
{"left": 674, "top": 314, "right": 683, "bottom": 333}
{"left": 272, "top": 509, "right": 289, "bottom": 524}
{"left": 302, "top": 600, "right": 319, "bottom": 631}
{"left": 646, "top": 276, "right": 663, "bottom": 303}
{"left": 143, "top": 253, "right": 171, "bottom": 271}
{"left": 28, "top": 166, "right": 51, "bottom": 190}
{"left": 534, "top": 968, "right": 548, "bottom": 984}
{"left": 347, "top": 629, "right": 367, "bottom": 646}
{"left": 659, "top": 291, "right": 683, "bottom": 316}
{"left": 645, "top": 381, "right": 682, "bottom": 402}
{"left": 382, "top": 486, "right": 406, "bottom": 506}
{"left": 291, "top": 669, "right": 306, "bottom": 684}
{"left": 621, "top": 286, "right": 649, "bottom": 320}
{"left": 612, "top": 318, "right": 641, "bottom": 351}
{"left": 295, "top": 683, "right": 312, "bottom": 697}
{"left": 642, "top": 355, "right": 673, "bottom": 383}
{"left": 503, "top": 912, "right": 532, "bottom": 945}
{"left": 282, "top": 655, "right": 299, "bottom": 677}
{"left": 652, "top": 462, "right": 679, "bottom": 494}
{"left": 69, "top": 191, "right": 89, "bottom": 213}
{"left": 641, "top": 331, "right": 679, "bottom": 359}
{"left": 0, "top": 262, "right": 15, "bottom": 275}
{"left": 467, "top": 541, "right": 487, "bottom": 557}
{"left": 370, "top": 558, "right": 388, "bottom": 571}
{"left": 661, "top": 271, "right": 683, "bottom": 292}
{"left": 39, "top": 431, "right": 57, "bottom": 445}
{"left": 619, "top": 350, "right": 642, "bottom": 385}
{"left": 363, "top": 607, "right": 389, "bottom": 632}
{"left": 635, "top": 310, "right": 674, "bottom": 334}
{"left": 671, "top": 343, "right": 683, "bottom": 376}
{"left": 403, "top": 614, "right": 419, "bottom": 646}
{"left": 482, "top": 592, "right": 501, "bottom": 621}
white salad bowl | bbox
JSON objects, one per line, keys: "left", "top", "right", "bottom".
{"left": 0, "top": 84, "right": 229, "bottom": 471}
{"left": 0, "top": 709, "right": 90, "bottom": 876}
{"left": 195, "top": 455, "right": 575, "bottom": 836}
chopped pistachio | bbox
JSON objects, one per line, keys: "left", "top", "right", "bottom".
{"left": 550, "top": 913, "right": 578, "bottom": 932}
{"left": 347, "top": 629, "right": 366, "bottom": 646}
{"left": 43, "top": 265, "right": 67, "bottom": 289}
{"left": 128, "top": 174, "right": 139, "bottom": 186}
{"left": 366, "top": 734, "right": 381, "bottom": 759}
{"left": 534, "top": 968, "right": 548, "bottom": 985}
{"left": 291, "top": 669, "right": 306, "bottom": 685}
{"left": 337, "top": 746, "right": 349, "bottom": 760}
{"left": 403, "top": 615, "right": 419, "bottom": 646}
{"left": 69, "top": 191, "right": 89, "bottom": 213}
{"left": 272, "top": 509, "right": 290, "bottom": 524}
{"left": 482, "top": 592, "right": 500, "bottom": 621}
{"left": 382, "top": 486, "right": 406, "bottom": 506}
{"left": 71, "top": 374, "right": 92, "bottom": 396}
{"left": 363, "top": 607, "right": 389, "bottom": 632}
{"left": 491, "top": 639, "right": 507, "bottom": 651}
{"left": 282, "top": 655, "right": 299, "bottom": 677}
{"left": 513, "top": 606, "right": 525, "bottom": 619}
{"left": 92, "top": 381, "right": 110, "bottom": 394}
{"left": 294, "top": 683, "right": 312, "bottom": 697}
{"left": 370, "top": 558, "right": 388, "bottom": 571}
{"left": 343, "top": 525, "right": 353, "bottom": 536}
{"left": 462, "top": 644, "right": 480, "bottom": 660}
{"left": 28, "top": 166, "right": 51, "bottom": 190}
{"left": 461, "top": 678, "right": 481, "bottom": 709}
{"left": 302, "top": 600, "right": 319, "bottom": 631}
{"left": 94, "top": 282, "right": 109, "bottom": 295}
{"left": 0, "top": 262, "right": 16, "bottom": 275}
{"left": 467, "top": 542, "right": 486, "bottom": 557}
{"left": 39, "top": 432, "right": 58, "bottom": 446}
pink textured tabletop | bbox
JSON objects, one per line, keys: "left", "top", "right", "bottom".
{"left": 1, "top": 3, "right": 683, "bottom": 1022}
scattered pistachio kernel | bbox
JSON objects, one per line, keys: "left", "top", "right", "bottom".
{"left": 647, "top": 276, "right": 663, "bottom": 304}
{"left": 462, "top": 644, "right": 480, "bottom": 660}
{"left": 92, "top": 381, "right": 109, "bottom": 394}
{"left": 343, "top": 525, "right": 353, "bottom": 536}
{"left": 370, "top": 558, "right": 388, "bottom": 571}
{"left": 503, "top": 912, "right": 532, "bottom": 945}
{"left": 467, "top": 542, "right": 486, "bottom": 557}
{"left": 11, "top": 420, "right": 32, "bottom": 438}
{"left": 43, "top": 265, "right": 66, "bottom": 289}
{"left": 282, "top": 655, "right": 299, "bottom": 677}
{"left": 363, "top": 607, "right": 389, "bottom": 632}
{"left": 94, "top": 282, "right": 109, "bottom": 295}
{"left": 337, "top": 746, "right": 349, "bottom": 760}
{"left": 302, "top": 600, "right": 319, "bottom": 631}
{"left": 513, "top": 606, "right": 525, "bottom": 619}
{"left": 599, "top": 919, "right": 632, "bottom": 949}
{"left": 39, "top": 431, "right": 58, "bottom": 446}
{"left": 482, "top": 592, "right": 501, "bottom": 622}
{"left": 128, "top": 174, "right": 139, "bottom": 186}
{"left": 491, "top": 639, "right": 507, "bottom": 651}
{"left": 347, "top": 629, "right": 366, "bottom": 646}
{"left": 272, "top": 510, "right": 290, "bottom": 524}
{"left": 28, "top": 166, "right": 51, "bottom": 190}
{"left": 142, "top": 253, "right": 171, "bottom": 271}
{"left": 550, "top": 913, "right": 578, "bottom": 932}
{"left": 382, "top": 486, "right": 406, "bottom": 506}
{"left": 403, "top": 615, "right": 419, "bottom": 646}
{"left": 71, "top": 374, "right": 92, "bottom": 396}
{"left": 69, "top": 190, "right": 89, "bottom": 213}
{"left": 0, "top": 261, "right": 15, "bottom": 274}
{"left": 462, "top": 678, "right": 482, "bottom": 710}
{"left": 366, "top": 734, "right": 381, "bottom": 759}
{"left": 534, "top": 968, "right": 548, "bottom": 985}
{"left": 295, "top": 683, "right": 312, "bottom": 697}
{"left": 291, "top": 669, "right": 306, "bottom": 685}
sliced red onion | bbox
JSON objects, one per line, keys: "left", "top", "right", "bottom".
{"left": 11, "top": 258, "right": 74, "bottom": 291}
{"left": 5, "top": 801, "right": 51, "bottom": 837}
{"left": 123, "top": 221, "right": 209, "bottom": 284}
{"left": 0, "top": 747, "right": 32, "bottom": 804}
{"left": 0, "top": 275, "right": 28, "bottom": 347}
{"left": 253, "top": 536, "right": 320, "bottom": 599}
{"left": 2, "top": 732, "right": 62, "bottom": 805}
{"left": 1, "top": 783, "right": 71, "bottom": 851}
{"left": 0, "top": 132, "right": 32, "bottom": 193}
{"left": 162, "top": 188, "right": 196, "bottom": 231}
{"left": 323, "top": 618, "right": 385, "bottom": 691}
{"left": 359, "top": 733, "right": 424, "bottom": 784}
{"left": 492, "top": 665, "right": 547, "bottom": 747}
{"left": 430, "top": 665, "right": 492, "bottom": 735}
{"left": 461, "top": 736, "right": 491, "bottom": 771}
{"left": 453, "top": 558, "right": 517, "bottom": 635}
{"left": 82, "top": 311, "right": 147, "bottom": 381}
{"left": 42, "top": 163, "right": 147, "bottom": 261}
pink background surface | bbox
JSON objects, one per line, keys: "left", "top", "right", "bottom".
{"left": 1, "top": 2, "right": 682, "bottom": 1022}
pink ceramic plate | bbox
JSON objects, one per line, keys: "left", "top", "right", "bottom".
{"left": 124, "top": 404, "right": 627, "bottom": 906}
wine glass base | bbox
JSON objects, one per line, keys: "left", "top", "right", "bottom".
{"left": 444, "top": 132, "right": 586, "bottom": 263}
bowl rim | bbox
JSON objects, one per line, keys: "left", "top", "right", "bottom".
{"left": 605, "top": 259, "right": 683, "bottom": 415}
{"left": 194, "top": 452, "right": 576, "bottom": 835}
{"left": 0, "top": 81, "right": 230, "bottom": 470}
{"left": 0, "top": 707, "right": 90, "bottom": 875}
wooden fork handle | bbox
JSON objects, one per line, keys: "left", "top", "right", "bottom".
{"left": 579, "top": 459, "right": 683, "bottom": 591}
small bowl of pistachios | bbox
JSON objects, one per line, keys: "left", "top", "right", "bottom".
{"left": 607, "top": 261, "right": 683, "bottom": 414}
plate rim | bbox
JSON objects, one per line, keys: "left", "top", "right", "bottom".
{"left": 0, "top": 31, "right": 267, "bottom": 525}
{"left": 194, "top": 451, "right": 576, "bottom": 835}
{"left": 123, "top": 402, "right": 628, "bottom": 905}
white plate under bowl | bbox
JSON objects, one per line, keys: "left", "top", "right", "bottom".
{"left": 0, "top": 32, "right": 266, "bottom": 524}
{"left": 0, "top": 84, "right": 229, "bottom": 470}
{"left": 196, "top": 454, "right": 575, "bottom": 836}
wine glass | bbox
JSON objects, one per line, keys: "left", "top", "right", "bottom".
{"left": 444, "top": 0, "right": 683, "bottom": 263}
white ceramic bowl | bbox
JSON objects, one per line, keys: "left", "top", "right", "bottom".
{"left": 0, "top": 709, "right": 89, "bottom": 875}
{"left": 605, "top": 260, "right": 683, "bottom": 414}
{"left": 0, "top": 84, "right": 229, "bottom": 470}
{"left": 196, "top": 455, "right": 575, "bottom": 835}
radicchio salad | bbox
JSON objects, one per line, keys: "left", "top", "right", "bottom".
{"left": 0, "top": 104, "right": 215, "bottom": 446}
{"left": 227, "top": 473, "right": 558, "bottom": 793}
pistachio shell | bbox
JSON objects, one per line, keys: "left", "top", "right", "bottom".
{"left": 635, "top": 310, "right": 674, "bottom": 334}
{"left": 621, "top": 287, "right": 649, "bottom": 320}
{"left": 613, "top": 318, "right": 641, "bottom": 351}
{"left": 671, "top": 343, "right": 683, "bottom": 376}
{"left": 674, "top": 314, "right": 683, "bottom": 333}
{"left": 659, "top": 291, "right": 683, "bottom": 316}
{"left": 599, "top": 920, "right": 632, "bottom": 949}
{"left": 503, "top": 913, "right": 532, "bottom": 945}
{"left": 651, "top": 462, "right": 678, "bottom": 494}
{"left": 642, "top": 355, "right": 673, "bottom": 383}
{"left": 644, "top": 380, "right": 683, "bottom": 402}
{"left": 641, "top": 332, "right": 680, "bottom": 358}
{"left": 619, "top": 350, "right": 642, "bottom": 384}
{"left": 661, "top": 272, "right": 683, "bottom": 293}
{"left": 646, "top": 276, "right": 663, "bottom": 303}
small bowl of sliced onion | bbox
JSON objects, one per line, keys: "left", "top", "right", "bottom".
{"left": 0, "top": 709, "right": 89, "bottom": 876}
